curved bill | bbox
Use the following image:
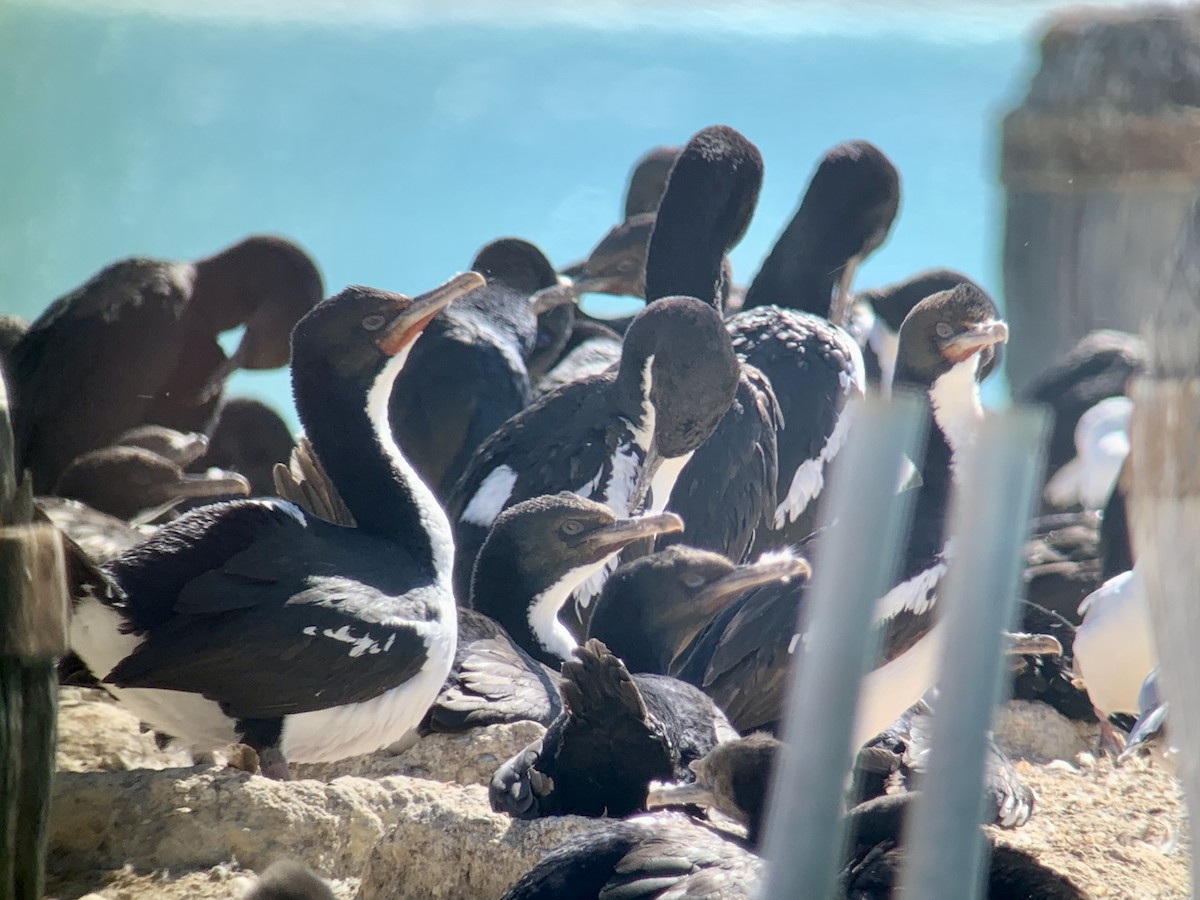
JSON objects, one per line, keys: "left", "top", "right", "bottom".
{"left": 691, "top": 553, "right": 812, "bottom": 619}
{"left": 580, "top": 511, "right": 684, "bottom": 556}
{"left": 941, "top": 319, "right": 1009, "bottom": 363}
{"left": 1002, "top": 631, "right": 1062, "bottom": 657}
{"left": 378, "top": 271, "right": 487, "bottom": 355}
{"left": 646, "top": 778, "right": 715, "bottom": 810}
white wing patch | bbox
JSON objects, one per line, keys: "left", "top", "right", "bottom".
{"left": 460, "top": 464, "right": 519, "bottom": 527}
{"left": 774, "top": 401, "right": 857, "bottom": 529}
{"left": 872, "top": 558, "right": 948, "bottom": 623}
{"left": 306, "top": 623, "right": 399, "bottom": 657}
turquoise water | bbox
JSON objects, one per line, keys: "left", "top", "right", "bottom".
{"left": 0, "top": 2, "right": 1055, "bottom": 423}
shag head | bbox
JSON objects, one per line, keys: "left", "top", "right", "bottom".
{"left": 645, "top": 125, "right": 764, "bottom": 307}
{"left": 191, "top": 235, "right": 325, "bottom": 373}
{"left": 893, "top": 284, "right": 1007, "bottom": 389}
{"left": 624, "top": 145, "right": 682, "bottom": 219}
{"left": 53, "top": 445, "right": 250, "bottom": 520}
{"left": 857, "top": 268, "right": 982, "bottom": 333}
{"left": 471, "top": 238, "right": 561, "bottom": 297}
{"left": 112, "top": 424, "right": 209, "bottom": 467}
{"left": 290, "top": 272, "right": 486, "bottom": 402}
{"left": 618, "top": 296, "right": 741, "bottom": 460}
{"left": 564, "top": 213, "right": 657, "bottom": 299}
{"left": 474, "top": 492, "right": 684, "bottom": 601}
{"left": 590, "top": 546, "right": 810, "bottom": 674}
{"left": 804, "top": 140, "right": 900, "bottom": 271}
{"left": 646, "top": 732, "right": 781, "bottom": 844}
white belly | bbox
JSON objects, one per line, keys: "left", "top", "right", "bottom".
{"left": 281, "top": 620, "right": 456, "bottom": 762}
{"left": 71, "top": 594, "right": 457, "bottom": 763}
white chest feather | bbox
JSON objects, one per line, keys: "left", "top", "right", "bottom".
{"left": 649, "top": 451, "right": 694, "bottom": 514}
{"left": 928, "top": 355, "right": 983, "bottom": 480}
{"left": 528, "top": 559, "right": 612, "bottom": 661}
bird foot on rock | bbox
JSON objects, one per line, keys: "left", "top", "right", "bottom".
{"left": 1096, "top": 717, "right": 1126, "bottom": 759}
{"left": 225, "top": 743, "right": 260, "bottom": 775}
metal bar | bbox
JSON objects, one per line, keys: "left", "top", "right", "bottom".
{"left": 759, "top": 391, "right": 927, "bottom": 900}
{"left": 896, "top": 407, "right": 1049, "bottom": 900}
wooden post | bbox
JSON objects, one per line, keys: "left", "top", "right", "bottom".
{"left": 759, "top": 392, "right": 927, "bottom": 900}
{"left": 1000, "top": 6, "right": 1200, "bottom": 395}
{"left": 0, "top": 367, "right": 70, "bottom": 900}
{"left": 1128, "top": 196, "right": 1200, "bottom": 898}
{"left": 897, "top": 408, "right": 1049, "bottom": 900}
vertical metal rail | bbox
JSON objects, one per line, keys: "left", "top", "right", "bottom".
{"left": 759, "top": 392, "right": 927, "bottom": 900}
{"left": 896, "top": 407, "right": 1049, "bottom": 900}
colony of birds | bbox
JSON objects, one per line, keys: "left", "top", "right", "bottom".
{"left": 3, "top": 123, "right": 1170, "bottom": 899}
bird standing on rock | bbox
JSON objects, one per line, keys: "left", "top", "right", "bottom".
{"left": 69, "top": 272, "right": 484, "bottom": 779}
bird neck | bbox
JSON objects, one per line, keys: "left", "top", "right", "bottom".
{"left": 901, "top": 359, "right": 984, "bottom": 578}
{"left": 743, "top": 215, "right": 839, "bottom": 316}
{"left": 643, "top": 215, "right": 727, "bottom": 310}
{"left": 472, "top": 548, "right": 590, "bottom": 668}
{"left": 298, "top": 347, "right": 454, "bottom": 583}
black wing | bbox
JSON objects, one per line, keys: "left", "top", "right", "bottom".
{"left": 447, "top": 374, "right": 621, "bottom": 599}
{"left": 729, "top": 307, "right": 862, "bottom": 553}
{"left": 12, "top": 259, "right": 193, "bottom": 490}
{"left": 676, "top": 578, "right": 807, "bottom": 734}
{"left": 422, "top": 608, "right": 561, "bottom": 733}
{"left": 390, "top": 315, "right": 532, "bottom": 500}
{"left": 500, "top": 816, "right": 762, "bottom": 900}
{"left": 105, "top": 502, "right": 433, "bottom": 718}
{"left": 658, "top": 365, "right": 780, "bottom": 563}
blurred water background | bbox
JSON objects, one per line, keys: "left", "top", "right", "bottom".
{"left": 0, "top": 1, "right": 1154, "bottom": 423}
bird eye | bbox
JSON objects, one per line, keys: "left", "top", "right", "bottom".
{"left": 561, "top": 520, "right": 585, "bottom": 536}
{"left": 681, "top": 572, "right": 706, "bottom": 589}
{"left": 935, "top": 322, "right": 953, "bottom": 339}
{"left": 362, "top": 315, "right": 387, "bottom": 331}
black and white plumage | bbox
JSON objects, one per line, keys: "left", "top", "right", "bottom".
{"left": 1018, "top": 329, "right": 1145, "bottom": 502}
{"left": 489, "top": 639, "right": 737, "bottom": 821}
{"left": 389, "top": 238, "right": 568, "bottom": 500}
{"left": 423, "top": 494, "right": 683, "bottom": 733}
{"left": 10, "top": 235, "right": 323, "bottom": 493}
{"left": 849, "top": 268, "right": 988, "bottom": 390}
{"left": 68, "top": 273, "right": 485, "bottom": 777}
{"left": 649, "top": 287, "right": 1007, "bottom": 744}
{"left": 740, "top": 139, "right": 900, "bottom": 327}
{"left": 671, "top": 140, "right": 880, "bottom": 555}
{"left": 730, "top": 307, "right": 865, "bottom": 555}
{"left": 637, "top": 124, "right": 793, "bottom": 562}
{"left": 447, "top": 294, "right": 740, "bottom": 617}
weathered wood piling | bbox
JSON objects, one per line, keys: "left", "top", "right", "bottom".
{"left": 0, "top": 369, "right": 70, "bottom": 900}
{"left": 1001, "top": 5, "right": 1200, "bottom": 395}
